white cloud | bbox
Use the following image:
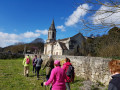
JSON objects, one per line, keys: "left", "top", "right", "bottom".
{"left": 0, "top": 32, "right": 19, "bottom": 47}
{"left": 56, "top": 25, "right": 65, "bottom": 31}
{"left": 0, "top": 32, "right": 19, "bottom": 40}
{"left": 0, "top": 29, "right": 48, "bottom": 47}
{"left": 35, "top": 29, "right": 48, "bottom": 35}
{"left": 22, "top": 31, "right": 40, "bottom": 38}
{"left": 65, "top": 4, "right": 90, "bottom": 26}
{"left": 92, "top": 4, "right": 120, "bottom": 25}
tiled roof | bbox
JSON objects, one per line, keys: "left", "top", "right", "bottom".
{"left": 57, "top": 38, "right": 69, "bottom": 41}
{"left": 59, "top": 42, "right": 68, "bottom": 50}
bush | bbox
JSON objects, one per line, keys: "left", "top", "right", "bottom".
{"left": 0, "top": 53, "right": 24, "bottom": 59}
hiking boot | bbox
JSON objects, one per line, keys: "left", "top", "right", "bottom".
{"left": 37, "top": 78, "right": 39, "bottom": 80}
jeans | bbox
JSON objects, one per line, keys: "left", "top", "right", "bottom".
{"left": 36, "top": 66, "right": 41, "bottom": 78}
{"left": 33, "top": 65, "right": 36, "bottom": 73}
{"left": 66, "top": 82, "right": 70, "bottom": 90}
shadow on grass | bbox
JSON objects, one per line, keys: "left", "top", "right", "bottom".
{"left": 40, "top": 74, "right": 46, "bottom": 76}
{"left": 29, "top": 75, "right": 35, "bottom": 77}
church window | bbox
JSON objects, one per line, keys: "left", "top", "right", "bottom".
{"left": 52, "top": 32, "right": 54, "bottom": 38}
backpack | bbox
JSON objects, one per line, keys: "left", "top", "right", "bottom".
{"left": 66, "top": 65, "right": 74, "bottom": 77}
{"left": 26, "top": 57, "right": 30, "bottom": 64}
{"left": 33, "top": 58, "right": 37, "bottom": 64}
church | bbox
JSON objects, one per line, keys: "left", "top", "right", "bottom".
{"left": 44, "top": 20, "right": 86, "bottom": 55}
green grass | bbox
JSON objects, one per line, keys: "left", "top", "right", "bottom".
{"left": 0, "top": 59, "right": 84, "bottom": 90}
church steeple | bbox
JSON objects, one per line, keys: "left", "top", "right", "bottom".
{"left": 46, "top": 20, "right": 56, "bottom": 43}
{"left": 49, "top": 20, "right": 56, "bottom": 30}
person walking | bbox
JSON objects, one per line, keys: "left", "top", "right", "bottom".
{"left": 22, "top": 55, "right": 30, "bottom": 77}
{"left": 62, "top": 58, "right": 74, "bottom": 90}
{"left": 32, "top": 55, "right": 37, "bottom": 74}
{"left": 36, "top": 55, "right": 43, "bottom": 80}
{"left": 108, "top": 59, "right": 120, "bottom": 90}
{"left": 42, "top": 54, "right": 54, "bottom": 80}
{"left": 44, "top": 60, "right": 66, "bottom": 90}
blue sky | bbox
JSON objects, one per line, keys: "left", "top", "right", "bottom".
{"left": 0, "top": 0, "right": 119, "bottom": 47}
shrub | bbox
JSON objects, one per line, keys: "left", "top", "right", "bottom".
{"left": 0, "top": 53, "right": 24, "bottom": 59}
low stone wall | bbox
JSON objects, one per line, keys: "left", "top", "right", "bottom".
{"left": 27, "top": 54, "right": 112, "bottom": 85}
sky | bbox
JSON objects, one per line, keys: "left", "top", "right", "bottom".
{"left": 0, "top": 0, "right": 120, "bottom": 47}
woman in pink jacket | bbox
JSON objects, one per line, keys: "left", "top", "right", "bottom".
{"left": 44, "top": 60, "right": 66, "bottom": 90}
{"left": 62, "top": 58, "right": 74, "bottom": 90}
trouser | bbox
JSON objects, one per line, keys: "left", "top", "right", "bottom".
{"left": 66, "top": 82, "right": 70, "bottom": 90}
{"left": 46, "top": 75, "right": 50, "bottom": 81}
{"left": 36, "top": 66, "right": 41, "bottom": 78}
{"left": 33, "top": 65, "right": 36, "bottom": 73}
{"left": 24, "top": 66, "right": 29, "bottom": 76}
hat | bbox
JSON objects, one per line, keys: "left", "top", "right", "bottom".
{"left": 54, "top": 60, "right": 60, "bottom": 65}
{"left": 48, "top": 54, "right": 52, "bottom": 58}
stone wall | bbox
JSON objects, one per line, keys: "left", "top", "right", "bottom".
{"left": 26, "top": 54, "right": 112, "bottom": 86}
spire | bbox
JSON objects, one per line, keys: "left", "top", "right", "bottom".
{"left": 49, "top": 19, "right": 56, "bottom": 30}
{"left": 46, "top": 19, "right": 56, "bottom": 43}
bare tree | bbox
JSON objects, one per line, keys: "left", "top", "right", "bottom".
{"left": 73, "top": 0, "right": 120, "bottom": 31}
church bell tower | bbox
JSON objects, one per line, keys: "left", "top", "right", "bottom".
{"left": 46, "top": 20, "right": 56, "bottom": 43}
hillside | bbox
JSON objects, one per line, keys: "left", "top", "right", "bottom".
{"left": 2, "top": 38, "right": 44, "bottom": 54}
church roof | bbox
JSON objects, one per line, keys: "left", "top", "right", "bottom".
{"left": 56, "top": 32, "right": 84, "bottom": 42}
{"left": 71, "top": 32, "right": 83, "bottom": 38}
{"left": 57, "top": 37, "right": 69, "bottom": 41}
{"left": 46, "top": 32, "right": 85, "bottom": 45}
{"left": 49, "top": 19, "right": 56, "bottom": 31}
{"left": 59, "top": 42, "right": 68, "bottom": 50}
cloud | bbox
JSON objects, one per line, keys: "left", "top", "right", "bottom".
{"left": 0, "top": 32, "right": 19, "bottom": 47}
{"left": 65, "top": 4, "right": 90, "bottom": 26}
{"left": 56, "top": 25, "right": 65, "bottom": 31}
{"left": 35, "top": 29, "right": 48, "bottom": 35}
{"left": 22, "top": 31, "right": 40, "bottom": 38}
{"left": 92, "top": 4, "right": 120, "bottom": 25}
{"left": 0, "top": 29, "right": 48, "bottom": 47}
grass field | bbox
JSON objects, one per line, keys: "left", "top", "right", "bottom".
{"left": 0, "top": 59, "right": 84, "bottom": 90}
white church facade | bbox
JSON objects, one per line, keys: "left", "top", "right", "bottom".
{"left": 44, "top": 20, "right": 86, "bottom": 55}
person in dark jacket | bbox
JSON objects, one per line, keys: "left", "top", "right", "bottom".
{"left": 36, "top": 55, "right": 43, "bottom": 80}
{"left": 42, "top": 54, "right": 54, "bottom": 81}
{"left": 108, "top": 59, "right": 120, "bottom": 90}
{"left": 32, "top": 55, "right": 37, "bottom": 74}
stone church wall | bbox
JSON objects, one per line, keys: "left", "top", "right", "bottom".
{"left": 27, "top": 54, "right": 112, "bottom": 86}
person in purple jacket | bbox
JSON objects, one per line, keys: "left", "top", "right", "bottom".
{"left": 32, "top": 55, "right": 37, "bottom": 74}
{"left": 44, "top": 60, "right": 66, "bottom": 90}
